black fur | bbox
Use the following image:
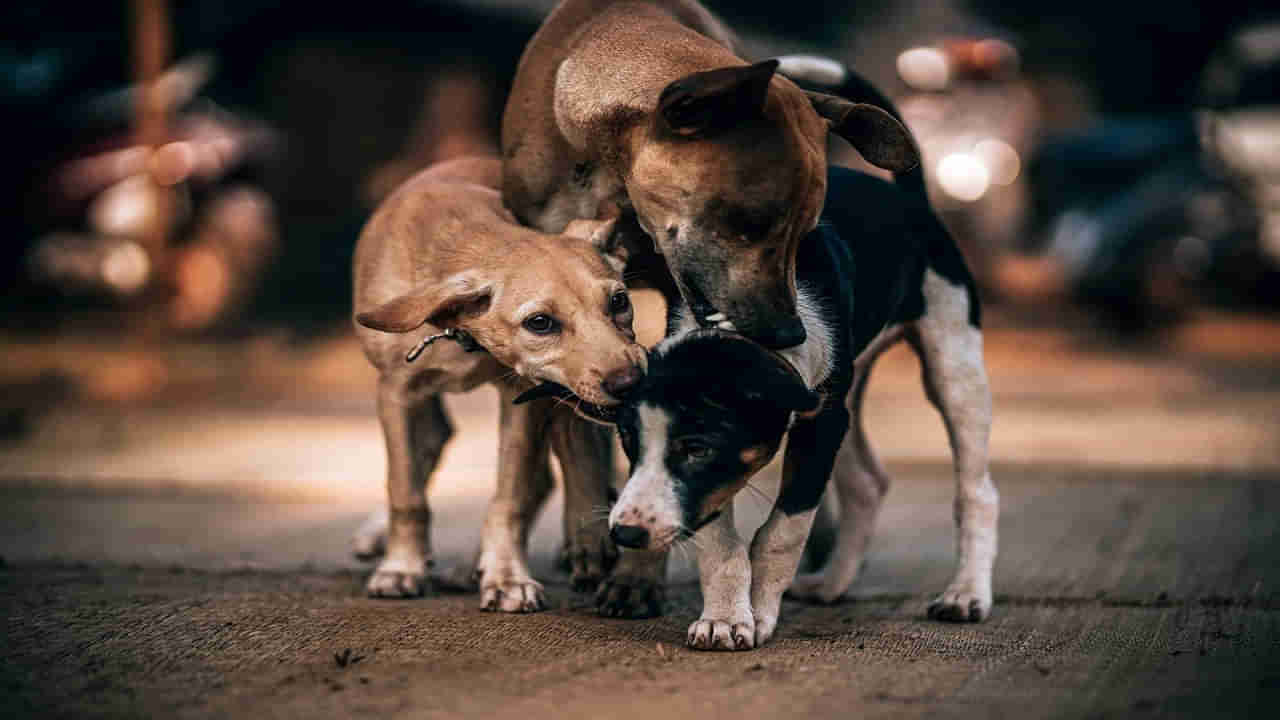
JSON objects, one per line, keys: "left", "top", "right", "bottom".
{"left": 610, "top": 65, "right": 981, "bottom": 525}
{"left": 614, "top": 332, "right": 817, "bottom": 529}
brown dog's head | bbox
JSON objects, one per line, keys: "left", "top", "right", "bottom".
{"left": 626, "top": 59, "right": 917, "bottom": 349}
{"left": 357, "top": 217, "right": 646, "bottom": 407}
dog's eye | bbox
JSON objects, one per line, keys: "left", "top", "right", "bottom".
{"left": 609, "top": 291, "right": 631, "bottom": 315}
{"left": 523, "top": 314, "right": 560, "bottom": 335}
{"left": 678, "top": 440, "right": 712, "bottom": 461}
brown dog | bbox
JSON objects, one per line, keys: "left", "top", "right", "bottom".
{"left": 352, "top": 155, "right": 650, "bottom": 611}
{"left": 502, "top": 0, "right": 918, "bottom": 348}
{"left": 500, "top": 0, "right": 921, "bottom": 618}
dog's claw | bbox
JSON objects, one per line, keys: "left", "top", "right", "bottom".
{"left": 480, "top": 578, "right": 546, "bottom": 613}
{"left": 927, "top": 584, "right": 991, "bottom": 623}
{"left": 595, "top": 574, "right": 665, "bottom": 619}
{"left": 568, "top": 526, "right": 619, "bottom": 592}
{"left": 366, "top": 570, "right": 428, "bottom": 598}
{"left": 687, "top": 618, "right": 755, "bottom": 651}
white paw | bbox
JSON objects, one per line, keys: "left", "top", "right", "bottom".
{"left": 479, "top": 574, "right": 546, "bottom": 613}
{"left": 365, "top": 554, "right": 428, "bottom": 598}
{"left": 928, "top": 582, "right": 992, "bottom": 623}
{"left": 753, "top": 613, "right": 779, "bottom": 647}
{"left": 786, "top": 573, "right": 846, "bottom": 604}
{"left": 686, "top": 616, "right": 755, "bottom": 651}
{"left": 351, "top": 509, "right": 388, "bottom": 561}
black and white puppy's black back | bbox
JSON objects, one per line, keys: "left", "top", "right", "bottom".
{"left": 603, "top": 80, "right": 998, "bottom": 649}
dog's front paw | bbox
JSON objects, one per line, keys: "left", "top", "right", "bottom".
{"left": 595, "top": 573, "right": 665, "bottom": 618}
{"left": 566, "top": 523, "right": 619, "bottom": 592}
{"left": 752, "top": 613, "right": 781, "bottom": 647}
{"left": 928, "top": 582, "right": 992, "bottom": 623}
{"left": 786, "top": 573, "right": 846, "bottom": 605}
{"left": 480, "top": 573, "right": 546, "bottom": 613}
{"left": 366, "top": 554, "right": 429, "bottom": 598}
{"left": 687, "top": 615, "right": 755, "bottom": 651}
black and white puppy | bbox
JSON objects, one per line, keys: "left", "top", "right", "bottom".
{"left": 596, "top": 148, "right": 998, "bottom": 650}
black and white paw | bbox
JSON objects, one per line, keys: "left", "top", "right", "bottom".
{"left": 687, "top": 616, "right": 755, "bottom": 651}
{"left": 927, "top": 583, "right": 992, "bottom": 623}
{"left": 595, "top": 574, "right": 666, "bottom": 618}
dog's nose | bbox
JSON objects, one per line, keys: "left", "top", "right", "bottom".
{"left": 610, "top": 524, "right": 650, "bottom": 549}
{"left": 602, "top": 365, "right": 642, "bottom": 398}
{"left": 758, "top": 321, "right": 807, "bottom": 350}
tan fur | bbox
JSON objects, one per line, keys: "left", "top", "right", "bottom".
{"left": 353, "top": 156, "right": 644, "bottom": 604}
{"left": 503, "top": 0, "right": 866, "bottom": 340}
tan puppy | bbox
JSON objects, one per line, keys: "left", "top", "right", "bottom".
{"left": 353, "top": 155, "right": 647, "bottom": 611}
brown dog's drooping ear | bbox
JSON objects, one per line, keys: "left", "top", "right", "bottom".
{"left": 356, "top": 274, "right": 491, "bottom": 333}
{"left": 657, "top": 59, "right": 779, "bottom": 137}
{"left": 562, "top": 216, "right": 652, "bottom": 274}
{"left": 806, "top": 90, "right": 919, "bottom": 173}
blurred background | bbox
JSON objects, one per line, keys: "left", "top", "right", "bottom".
{"left": 2, "top": 0, "right": 1279, "bottom": 569}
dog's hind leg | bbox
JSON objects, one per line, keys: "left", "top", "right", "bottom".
{"left": 475, "top": 384, "right": 557, "bottom": 612}
{"left": 789, "top": 352, "right": 893, "bottom": 604}
{"left": 910, "top": 269, "right": 998, "bottom": 622}
{"left": 549, "top": 409, "right": 620, "bottom": 593}
{"left": 367, "top": 382, "right": 452, "bottom": 598}
{"left": 799, "top": 484, "right": 838, "bottom": 573}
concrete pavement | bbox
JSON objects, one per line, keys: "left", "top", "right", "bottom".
{"left": 2, "top": 316, "right": 1279, "bottom": 718}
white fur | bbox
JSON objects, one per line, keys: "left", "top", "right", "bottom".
{"left": 915, "top": 269, "right": 997, "bottom": 619}
{"left": 352, "top": 508, "right": 388, "bottom": 559}
{"left": 688, "top": 506, "right": 755, "bottom": 650}
{"left": 776, "top": 285, "right": 834, "bottom": 389}
{"left": 775, "top": 54, "right": 848, "bottom": 87}
{"left": 749, "top": 506, "right": 818, "bottom": 645}
{"left": 610, "top": 404, "right": 684, "bottom": 545}
{"left": 662, "top": 286, "right": 834, "bottom": 390}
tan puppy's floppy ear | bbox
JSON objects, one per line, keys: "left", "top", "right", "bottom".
{"left": 563, "top": 217, "right": 630, "bottom": 273}
{"left": 657, "top": 59, "right": 779, "bottom": 138}
{"left": 806, "top": 91, "right": 919, "bottom": 173}
{"left": 356, "top": 274, "right": 492, "bottom": 333}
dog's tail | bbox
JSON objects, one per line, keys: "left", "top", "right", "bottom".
{"left": 776, "top": 55, "right": 928, "bottom": 200}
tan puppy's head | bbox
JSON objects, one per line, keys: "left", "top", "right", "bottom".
{"left": 626, "top": 59, "right": 918, "bottom": 349}
{"left": 358, "top": 217, "right": 647, "bottom": 408}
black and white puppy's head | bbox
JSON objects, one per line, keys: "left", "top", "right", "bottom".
{"left": 602, "top": 330, "right": 821, "bottom": 551}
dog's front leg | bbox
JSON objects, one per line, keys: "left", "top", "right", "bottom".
{"left": 476, "top": 385, "right": 556, "bottom": 612}
{"left": 367, "top": 380, "right": 453, "bottom": 597}
{"left": 688, "top": 505, "right": 754, "bottom": 651}
{"left": 596, "top": 548, "right": 668, "bottom": 619}
{"left": 549, "top": 412, "right": 619, "bottom": 591}
{"left": 749, "top": 404, "right": 850, "bottom": 645}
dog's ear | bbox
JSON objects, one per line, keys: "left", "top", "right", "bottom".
{"left": 752, "top": 363, "right": 822, "bottom": 414}
{"left": 658, "top": 59, "right": 778, "bottom": 137}
{"left": 355, "top": 273, "right": 492, "bottom": 333}
{"left": 563, "top": 217, "right": 628, "bottom": 272}
{"left": 807, "top": 91, "right": 919, "bottom": 173}
{"left": 732, "top": 342, "right": 822, "bottom": 414}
